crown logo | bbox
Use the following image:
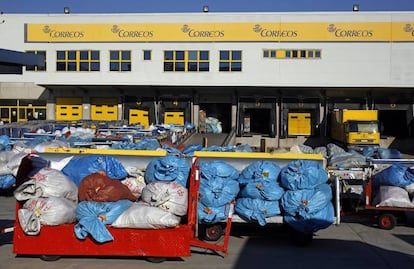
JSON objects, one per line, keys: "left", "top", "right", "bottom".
{"left": 253, "top": 24, "right": 262, "bottom": 33}
{"left": 327, "top": 24, "right": 336, "bottom": 32}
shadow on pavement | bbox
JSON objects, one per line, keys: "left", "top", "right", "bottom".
{"left": 232, "top": 235, "right": 414, "bottom": 269}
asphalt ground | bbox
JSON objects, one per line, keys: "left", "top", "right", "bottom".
{"left": 1, "top": 194, "right": 413, "bottom": 269}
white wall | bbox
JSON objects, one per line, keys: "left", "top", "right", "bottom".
{"left": 1, "top": 12, "right": 413, "bottom": 88}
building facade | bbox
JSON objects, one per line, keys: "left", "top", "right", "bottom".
{"left": 0, "top": 11, "right": 413, "bottom": 148}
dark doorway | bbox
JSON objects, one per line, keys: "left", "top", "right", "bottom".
{"left": 379, "top": 110, "right": 409, "bottom": 137}
{"left": 245, "top": 108, "right": 271, "bottom": 135}
{"left": 199, "top": 103, "right": 232, "bottom": 133}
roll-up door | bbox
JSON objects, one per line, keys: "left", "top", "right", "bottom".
{"left": 56, "top": 98, "right": 82, "bottom": 121}
{"left": 91, "top": 98, "right": 118, "bottom": 121}
{"left": 129, "top": 109, "right": 149, "bottom": 129}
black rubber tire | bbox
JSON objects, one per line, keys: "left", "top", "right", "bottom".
{"left": 378, "top": 213, "right": 396, "bottom": 230}
{"left": 146, "top": 257, "right": 166, "bottom": 263}
{"left": 204, "top": 224, "right": 223, "bottom": 241}
{"left": 39, "top": 255, "right": 61, "bottom": 261}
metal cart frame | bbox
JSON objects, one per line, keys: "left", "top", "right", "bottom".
{"left": 12, "top": 149, "right": 232, "bottom": 261}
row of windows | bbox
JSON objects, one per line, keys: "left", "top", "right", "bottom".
{"left": 26, "top": 48, "right": 320, "bottom": 73}
{"left": 263, "top": 49, "right": 322, "bottom": 59}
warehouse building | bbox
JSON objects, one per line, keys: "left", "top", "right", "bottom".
{"left": 0, "top": 11, "right": 413, "bottom": 148}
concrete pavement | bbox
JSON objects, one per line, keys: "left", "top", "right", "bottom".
{"left": 1, "top": 195, "right": 413, "bottom": 269}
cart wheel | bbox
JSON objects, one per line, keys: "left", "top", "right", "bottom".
{"left": 204, "top": 224, "right": 223, "bottom": 241}
{"left": 147, "top": 257, "right": 166, "bottom": 263}
{"left": 378, "top": 213, "right": 396, "bottom": 230}
{"left": 39, "top": 255, "right": 61, "bottom": 261}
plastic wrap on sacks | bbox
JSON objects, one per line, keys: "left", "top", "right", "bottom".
{"left": 377, "top": 148, "right": 402, "bottom": 159}
{"left": 199, "top": 176, "right": 240, "bottom": 207}
{"left": 327, "top": 143, "right": 346, "bottom": 157}
{"left": 280, "top": 160, "right": 328, "bottom": 191}
{"left": 373, "top": 185, "right": 414, "bottom": 208}
{"left": 62, "top": 155, "right": 129, "bottom": 186}
{"left": 144, "top": 155, "right": 190, "bottom": 187}
{"left": 182, "top": 144, "right": 204, "bottom": 155}
{"left": 284, "top": 203, "right": 335, "bottom": 233}
{"left": 199, "top": 160, "right": 239, "bottom": 207}
{"left": 111, "top": 138, "right": 161, "bottom": 150}
{"left": 74, "top": 199, "right": 133, "bottom": 243}
{"left": 373, "top": 163, "right": 414, "bottom": 189}
{"left": 14, "top": 167, "right": 78, "bottom": 203}
{"left": 200, "top": 160, "right": 239, "bottom": 181}
{"left": 141, "top": 181, "right": 188, "bottom": 216}
{"left": 197, "top": 202, "right": 230, "bottom": 224}
{"left": 78, "top": 172, "right": 137, "bottom": 202}
{"left": 281, "top": 184, "right": 333, "bottom": 218}
{"left": 238, "top": 160, "right": 281, "bottom": 185}
{"left": 234, "top": 198, "right": 281, "bottom": 226}
{"left": 111, "top": 202, "right": 181, "bottom": 229}
{"left": 328, "top": 151, "right": 367, "bottom": 169}
{"left": 238, "top": 181, "right": 284, "bottom": 201}
{"left": 161, "top": 144, "right": 182, "bottom": 155}
{"left": 0, "top": 174, "right": 15, "bottom": 189}
{"left": 19, "top": 197, "right": 77, "bottom": 235}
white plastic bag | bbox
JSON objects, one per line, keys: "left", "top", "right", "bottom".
{"left": 14, "top": 167, "right": 78, "bottom": 203}
{"left": 140, "top": 181, "right": 188, "bottom": 216}
{"left": 121, "top": 176, "right": 146, "bottom": 199}
{"left": 112, "top": 202, "right": 181, "bottom": 229}
{"left": 18, "top": 197, "right": 77, "bottom": 235}
{"left": 374, "top": 185, "right": 414, "bottom": 208}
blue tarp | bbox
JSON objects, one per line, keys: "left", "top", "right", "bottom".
{"left": 74, "top": 200, "right": 133, "bottom": 243}
{"left": 284, "top": 203, "right": 335, "bottom": 233}
{"left": 238, "top": 160, "right": 284, "bottom": 200}
{"left": 234, "top": 198, "right": 281, "bottom": 226}
{"left": 238, "top": 160, "right": 281, "bottom": 185}
{"left": 197, "top": 202, "right": 230, "bottom": 224}
{"left": 62, "top": 155, "right": 129, "bottom": 186}
{"left": 280, "top": 160, "right": 328, "bottom": 191}
{"left": 372, "top": 163, "right": 414, "bottom": 189}
{"left": 281, "top": 183, "right": 333, "bottom": 218}
{"left": 0, "top": 174, "right": 15, "bottom": 189}
{"left": 144, "top": 155, "right": 190, "bottom": 187}
{"left": 199, "top": 161, "right": 240, "bottom": 207}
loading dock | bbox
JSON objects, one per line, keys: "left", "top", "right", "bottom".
{"left": 55, "top": 98, "right": 82, "bottom": 121}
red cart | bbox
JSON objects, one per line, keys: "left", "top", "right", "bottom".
{"left": 12, "top": 150, "right": 232, "bottom": 262}
{"left": 362, "top": 159, "right": 414, "bottom": 230}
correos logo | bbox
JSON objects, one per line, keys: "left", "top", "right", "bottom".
{"left": 252, "top": 24, "right": 298, "bottom": 38}
{"left": 181, "top": 24, "right": 224, "bottom": 38}
{"left": 327, "top": 24, "right": 373, "bottom": 38}
{"left": 111, "top": 25, "right": 154, "bottom": 38}
{"left": 403, "top": 24, "right": 414, "bottom": 36}
{"left": 42, "top": 25, "right": 84, "bottom": 38}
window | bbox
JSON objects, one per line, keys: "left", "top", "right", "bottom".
{"left": 263, "top": 49, "right": 322, "bottom": 59}
{"left": 143, "top": 50, "right": 152, "bottom": 61}
{"left": 163, "top": 50, "right": 209, "bottom": 72}
{"left": 25, "top": 50, "right": 46, "bottom": 71}
{"left": 109, "top": 50, "right": 131, "bottom": 72}
{"left": 219, "top": 50, "right": 242, "bottom": 72}
{"left": 56, "top": 50, "right": 100, "bottom": 72}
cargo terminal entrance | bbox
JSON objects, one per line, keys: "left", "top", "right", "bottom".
{"left": 237, "top": 97, "right": 276, "bottom": 137}
{"left": 379, "top": 109, "right": 410, "bottom": 137}
{"left": 124, "top": 96, "right": 156, "bottom": 129}
{"left": 159, "top": 96, "right": 191, "bottom": 126}
{"left": 199, "top": 103, "right": 232, "bottom": 133}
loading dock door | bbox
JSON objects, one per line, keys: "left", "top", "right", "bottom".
{"left": 91, "top": 98, "right": 118, "bottom": 121}
{"left": 129, "top": 109, "right": 149, "bottom": 129}
{"left": 288, "top": 112, "right": 311, "bottom": 136}
{"left": 56, "top": 98, "right": 82, "bottom": 121}
{"left": 164, "top": 111, "right": 184, "bottom": 125}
